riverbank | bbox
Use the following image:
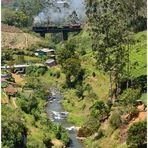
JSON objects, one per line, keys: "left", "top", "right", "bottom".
{"left": 47, "top": 87, "right": 84, "bottom": 148}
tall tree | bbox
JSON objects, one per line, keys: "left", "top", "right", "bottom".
{"left": 16, "top": 0, "right": 44, "bottom": 25}
{"left": 86, "top": 0, "right": 129, "bottom": 102}
{"left": 123, "top": 0, "right": 147, "bottom": 31}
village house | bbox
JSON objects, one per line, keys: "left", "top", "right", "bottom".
{"left": 4, "top": 88, "right": 17, "bottom": 99}
{"left": 35, "top": 48, "right": 55, "bottom": 57}
{"left": 1, "top": 73, "right": 12, "bottom": 79}
{"left": 45, "top": 59, "right": 56, "bottom": 67}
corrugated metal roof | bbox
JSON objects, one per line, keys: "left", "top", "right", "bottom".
{"left": 1, "top": 78, "right": 6, "bottom": 82}
{"left": 36, "top": 48, "right": 55, "bottom": 53}
{"left": 45, "top": 59, "right": 55, "bottom": 64}
{"left": 4, "top": 88, "right": 17, "bottom": 93}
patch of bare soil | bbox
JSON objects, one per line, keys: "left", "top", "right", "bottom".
{"left": 129, "top": 111, "right": 147, "bottom": 126}
{"left": 89, "top": 76, "right": 98, "bottom": 82}
{"left": 2, "top": 24, "right": 23, "bottom": 33}
{"left": 119, "top": 111, "right": 147, "bottom": 144}
{"left": 119, "top": 125, "right": 128, "bottom": 144}
{"left": 1, "top": 93, "right": 9, "bottom": 104}
{"left": 51, "top": 139, "right": 64, "bottom": 148}
{"left": 12, "top": 74, "right": 26, "bottom": 86}
{"left": 11, "top": 97, "right": 17, "bottom": 109}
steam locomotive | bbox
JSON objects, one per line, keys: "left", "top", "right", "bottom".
{"left": 33, "top": 24, "right": 81, "bottom": 29}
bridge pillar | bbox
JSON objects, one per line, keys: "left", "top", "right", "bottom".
{"left": 40, "top": 32, "right": 45, "bottom": 38}
{"left": 63, "top": 31, "right": 68, "bottom": 40}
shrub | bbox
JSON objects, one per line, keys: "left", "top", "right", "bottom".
{"left": 2, "top": 106, "right": 27, "bottom": 148}
{"left": 78, "top": 117, "right": 101, "bottom": 138}
{"left": 82, "top": 104, "right": 86, "bottom": 110}
{"left": 76, "top": 85, "right": 85, "bottom": 99}
{"left": 84, "top": 116, "right": 101, "bottom": 134}
{"left": 109, "top": 111, "right": 122, "bottom": 129}
{"left": 90, "top": 101, "right": 109, "bottom": 120}
{"left": 26, "top": 66, "right": 47, "bottom": 76}
{"left": 92, "top": 72, "right": 96, "bottom": 77}
{"left": 93, "top": 129, "right": 104, "bottom": 140}
{"left": 56, "top": 71, "right": 61, "bottom": 78}
{"left": 120, "top": 88, "right": 141, "bottom": 106}
{"left": 129, "top": 107, "right": 139, "bottom": 119}
{"left": 127, "top": 120, "right": 147, "bottom": 147}
{"left": 55, "top": 125, "right": 69, "bottom": 144}
{"left": 77, "top": 127, "right": 93, "bottom": 137}
{"left": 79, "top": 48, "right": 86, "bottom": 56}
{"left": 36, "top": 67, "right": 47, "bottom": 76}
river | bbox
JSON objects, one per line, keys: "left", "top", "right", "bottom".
{"left": 46, "top": 87, "right": 84, "bottom": 148}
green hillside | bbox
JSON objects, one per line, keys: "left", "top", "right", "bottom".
{"left": 2, "top": 0, "right": 147, "bottom": 148}
{"left": 130, "top": 31, "right": 147, "bottom": 78}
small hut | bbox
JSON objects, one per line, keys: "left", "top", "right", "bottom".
{"left": 35, "top": 48, "right": 55, "bottom": 57}
{"left": 45, "top": 59, "right": 56, "bottom": 67}
{"left": 4, "top": 88, "right": 17, "bottom": 99}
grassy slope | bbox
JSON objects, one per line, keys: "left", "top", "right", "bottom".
{"left": 11, "top": 74, "right": 64, "bottom": 147}
{"left": 2, "top": 31, "right": 43, "bottom": 49}
{"left": 2, "top": 24, "right": 146, "bottom": 147}
{"left": 57, "top": 29, "right": 147, "bottom": 147}
{"left": 54, "top": 30, "right": 147, "bottom": 128}
{"left": 58, "top": 29, "right": 110, "bottom": 126}
{"left": 130, "top": 31, "right": 147, "bottom": 78}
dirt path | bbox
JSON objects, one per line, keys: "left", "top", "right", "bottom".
{"left": 119, "top": 111, "right": 147, "bottom": 144}
{"left": 12, "top": 73, "right": 26, "bottom": 86}
{"left": 1, "top": 92, "right": 9, "bottom": 104}
{"left": 24, "top": 33, "right": 28, "bottom": 47}
{"left": 129, "top": 111, "right": 147, "bottom": 126}
{"left": 11, "top": 97, "right": 17, "bottom": 109}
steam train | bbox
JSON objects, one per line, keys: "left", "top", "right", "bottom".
{"left": 32, "top": 23, "right": 81, "bottom": 29}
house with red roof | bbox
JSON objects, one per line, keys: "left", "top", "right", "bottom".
{"left": 4, "top": 88, "right": 17, "bottom": 98}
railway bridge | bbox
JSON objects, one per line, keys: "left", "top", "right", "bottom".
{"left": 32, "top": 25, "right": 82, "bottom": 40}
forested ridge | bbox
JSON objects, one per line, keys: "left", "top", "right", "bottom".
{"left": 1, "top": 0, "right": 147, "bottom": 148}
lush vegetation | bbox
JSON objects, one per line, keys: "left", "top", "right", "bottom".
{"left": 1, "top": 0, "right": 147, "bottom": 148}
{"left": 127, "top": 120, "right": 147, "bottom": 147}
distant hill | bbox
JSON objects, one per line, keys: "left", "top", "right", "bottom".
{"left": 2, "top": 24, "right": 44, "bottom": 49}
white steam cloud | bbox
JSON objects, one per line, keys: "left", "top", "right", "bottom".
{"left": 34, "top": 0, "right": 85, "bottom": 25}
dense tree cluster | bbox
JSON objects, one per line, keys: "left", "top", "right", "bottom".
{"left": 58, "top": 40, "right": 83, "bottom": 87}
{"left": 2, "top": 106, "right": 27, "bottom": 148}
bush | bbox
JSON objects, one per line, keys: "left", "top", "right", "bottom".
{"left": 93, "top": 129, "right": 104, "bottom": 140}
{"left": 56, "top": 71, "right": 61, "bottom": 78}
{"left": 84, "top": 116, "right": 101, "bottom": 134}
{"left": 129, "top": 107, "right": 139, "bottom": 119}
{"left": 120, "top": 88, "right": 141, "bottom": 106}
{"left": 92, "top": 72, "right": 96, "bottom": 77}
{"left": 26, "top": 66, "right": 47, "bottom": 76}
{"left": 127, "top": 120, "right": 147, "bottom": 147}
{"left": 36, "top": 67, "right": 47, "bottom": 76}
{"left": 109, "top": 111, "right": 122, "bottom": 129}
{"left": 79, "top": 48, "right": 86, "bottom": 56}
{"left": 3, "top": 10, "right": 29, "bottom": 27}
{"left": 55, "top": 125, "right": 69, "bottom": 144}
{"left": 77, "top": 127, "right": 93, "bottom": 137}
{"left": 90, "top": 101, "right": 109, "bottom": 121}
{"left": 2, "top": 106, "right": 27, "bottom": 148}
{"left": 26, "top": 136, "right": 47, "bottom": 148}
